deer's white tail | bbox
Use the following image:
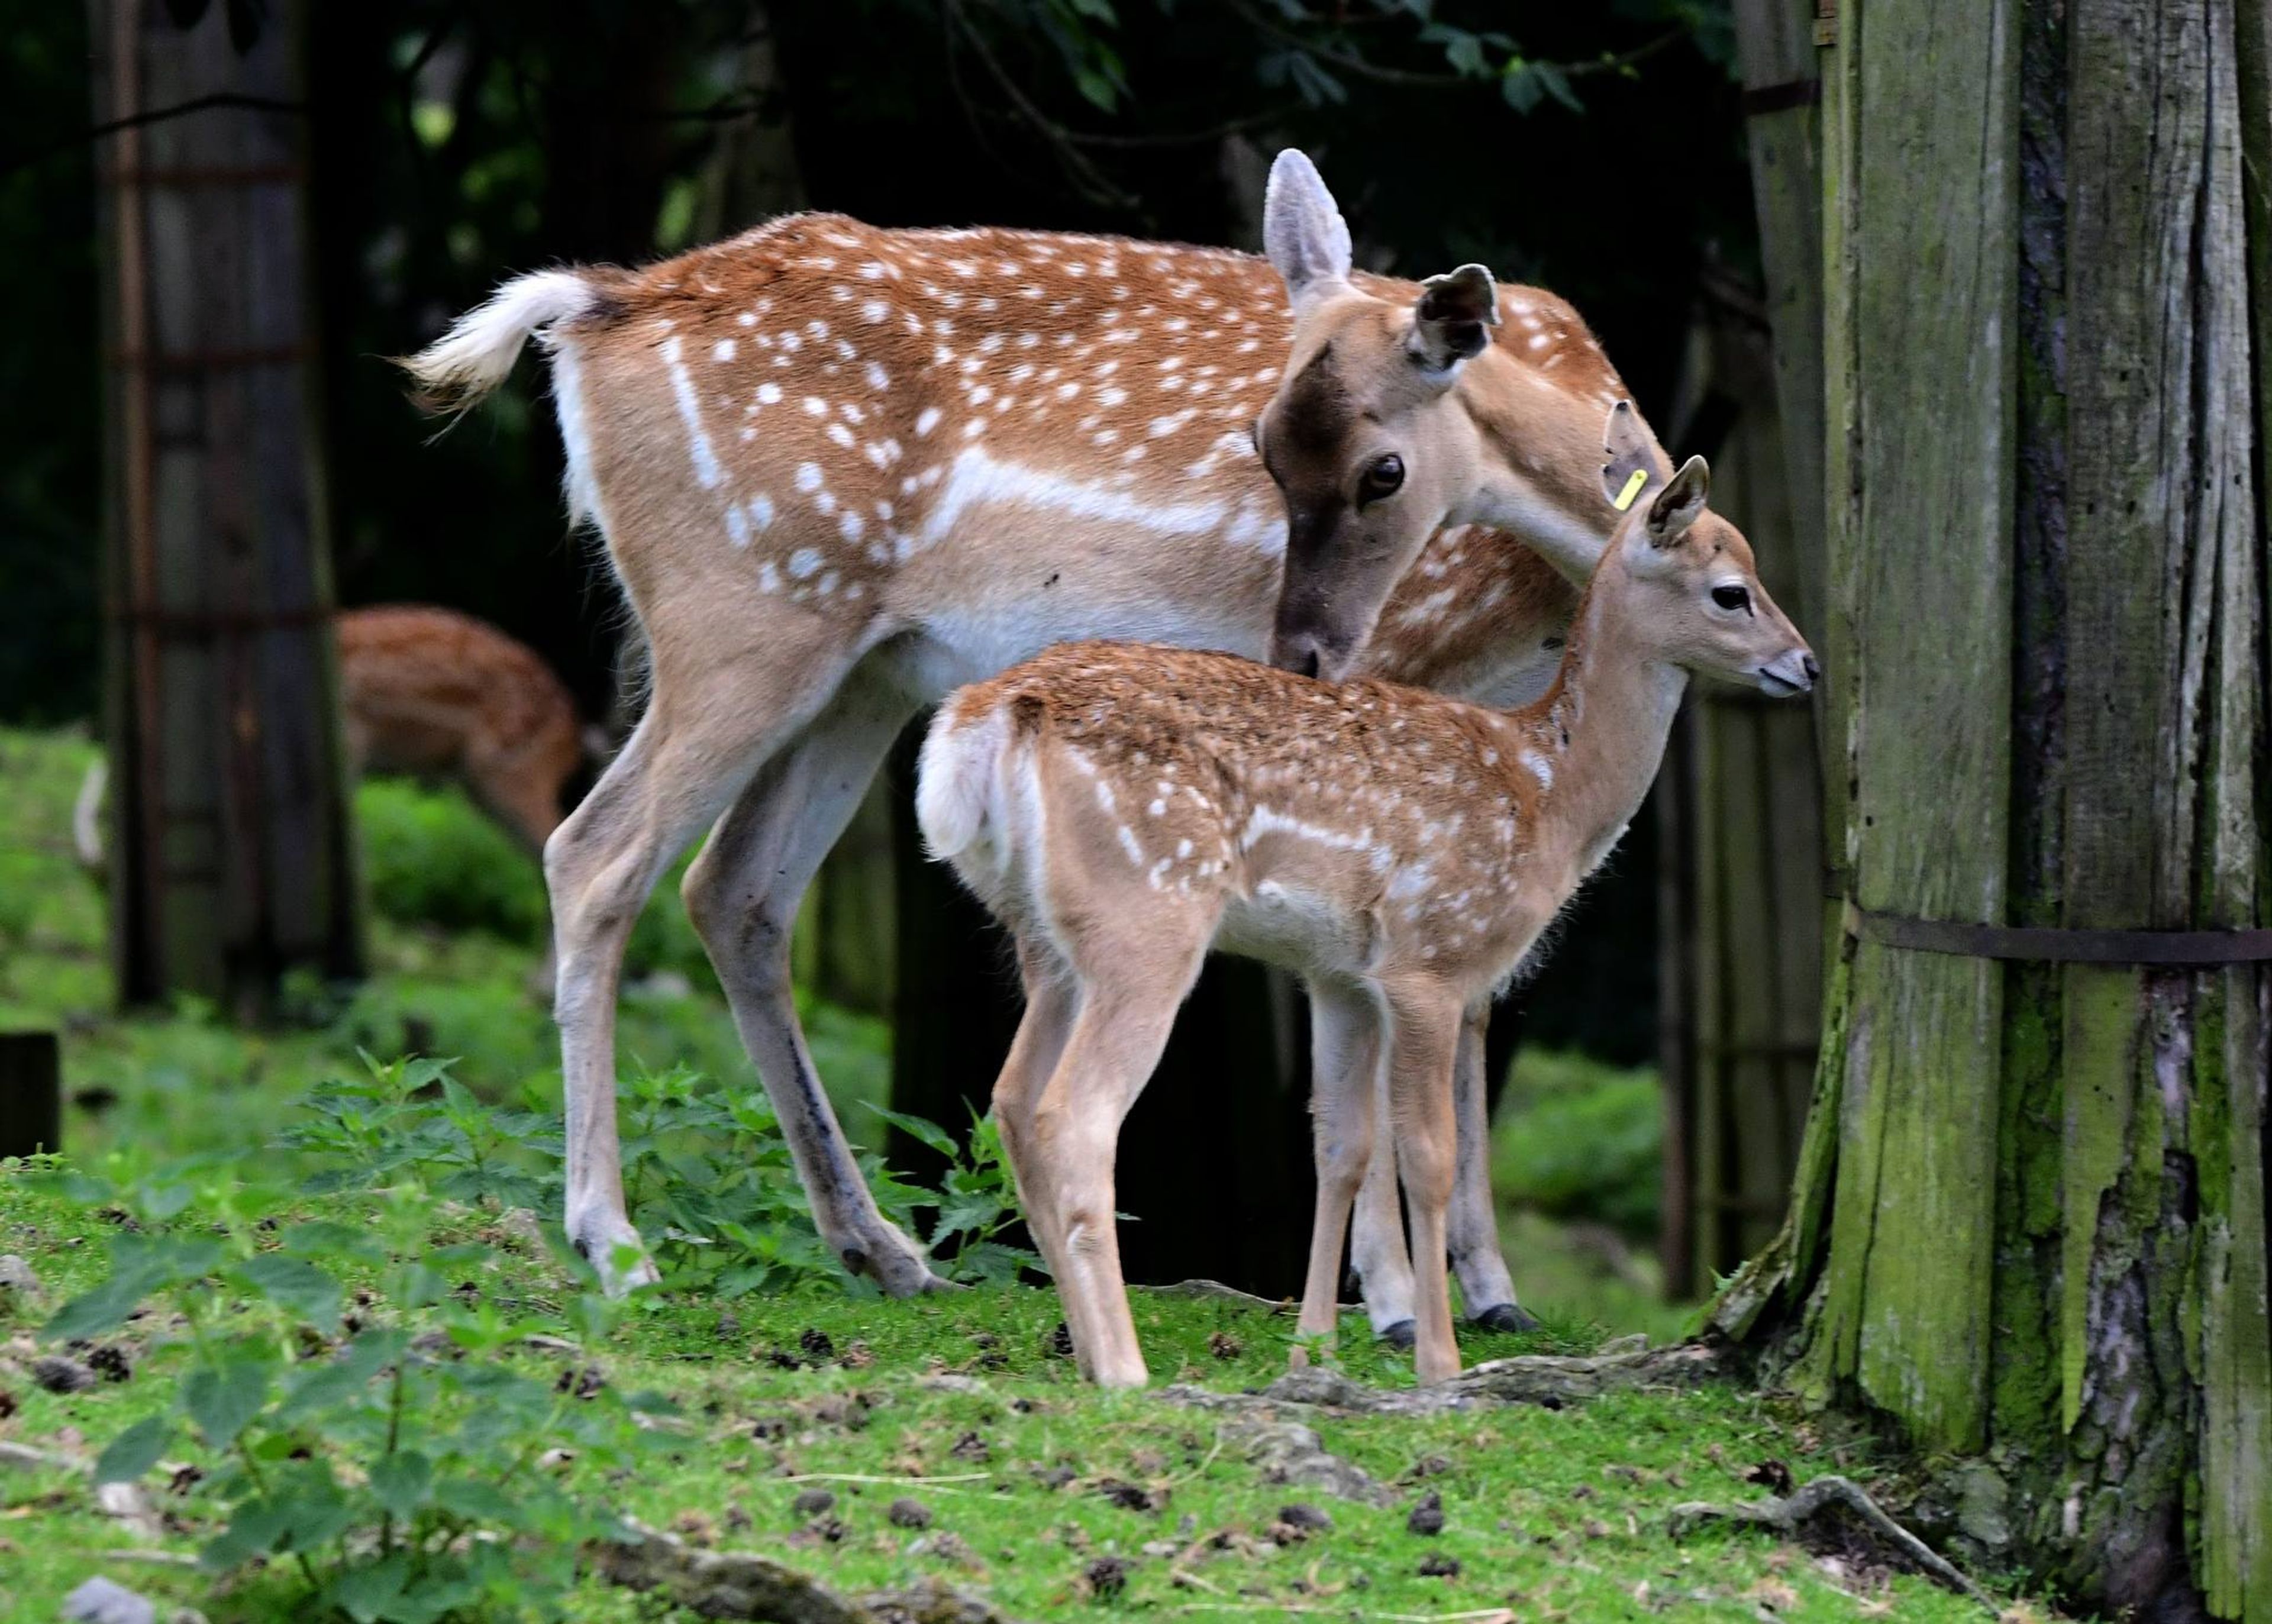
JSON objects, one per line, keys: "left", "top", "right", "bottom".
{"left": 915, "top": 703, "right": 1012, "bottom": 864}
{"left": 402, "top": 270, "right": 602, "bottom": 413}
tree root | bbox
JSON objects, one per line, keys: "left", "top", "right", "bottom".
{"left": 593, "top": 1519, "right": 1025, "bottom": 1623}
{"left": 1668, "top": 1474, "right": 1999, "bottom": 1612}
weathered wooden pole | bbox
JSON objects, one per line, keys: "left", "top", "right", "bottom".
{"left": 1656, "top": 288, "right": 1825, "bottom": 1296}
{"left": 1719, "top": 1, "right": 2271, "bottom": 1615}
{"left": 89, "top": 0, "right": 361, "bottom": 1018}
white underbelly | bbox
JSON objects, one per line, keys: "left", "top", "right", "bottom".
{"left": 1214, "top": 880, "right": 1378, "bottom": 980}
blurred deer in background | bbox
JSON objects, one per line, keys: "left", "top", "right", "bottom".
{"left": 81, "top": 605, "right": 602, "bottom": 882}
{"left": 918, "top": 405, "right": 1816, "bottom": 1387}
{"left": 399, "top": 148, "right": 1719, "bottom": 1326}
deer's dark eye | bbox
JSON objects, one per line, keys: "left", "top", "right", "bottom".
{"left": 1357, "top": 454, "right": 1405, "bottom": 506}
{"left": 1711, "top": 584, "right": 1751, "bottom": 612}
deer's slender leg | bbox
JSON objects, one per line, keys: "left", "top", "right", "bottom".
{"left": 1295, "top": 977, "right": 1380, "bottom": 1359}
{"left": 986, "top": 945, "right": 1082, "bottom": 1315}
{"left": 1350, "top": 1063, "right": 1418, "bottom": 1343}
{"left": 1382, "top": 980, "right": 1467, "bottom": 1385}
{"left": 547, "top": 619, "right": 859, "bottom": 1294}
{"left": 681, "top": 663, "right": 943, "bottom": 1294}
{"left": 1448, "top": 1006, "right": 1535, "bottom": 1332}
{"left": 1031, "top": 932, "right": 1208, "bottom": 1389}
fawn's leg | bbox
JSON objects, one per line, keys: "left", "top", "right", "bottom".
{"left": 682, "top": 664, "right": 946, "bottom": 1294}
{"left": 1350, "top": 1066, "right": 1419, "bottom": 1344}
{"left": 1031, "top": 938, "right": 1206, "bottom": 1389}
{"left": 1447, "top": 1006, "right": 1537, "bottom": 1332}
{"left": 987, "top": 943, "right": 1082, "bottom": 1299}
{"left": 1295, "top": 977, "right": 1380, "bottom": 1360}
{"left": 548, "top": 617, "right": 859, "bottom": 1293}
{"left": 1382, "top": 980, "right": 1467, "bottom": 1385}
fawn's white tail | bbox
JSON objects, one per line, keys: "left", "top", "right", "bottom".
{"left": 402, "top": 270, "right": 602, "bottom": 412}
{"left": 915, "top": 703, "right": 1012, "bottom": 864}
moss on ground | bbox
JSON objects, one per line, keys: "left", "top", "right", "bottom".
{"left": 0, "top": 1182, "right": 2064, "bottom": 1623}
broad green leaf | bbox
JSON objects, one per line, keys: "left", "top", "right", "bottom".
{"left": 233, "top": 1254, "right": 341, "bottom": 1327}
{"left": 201, "top": 1497, "right": 291, "bottom": 1571}
{"left": 95, "top": 1416, "right": 173, "bottom": 1484}
{"left": 864, "top": 1105, "right": 958, "bottom": 1158}
{"left": 367, "top": 1449, "right": 433, "bottom": 1520}
{"left": 183, "top": 1354, "right": 273, "bottom": 1448}
{"left": 431, "top": 1475, "right": 515, "bottom": 1523}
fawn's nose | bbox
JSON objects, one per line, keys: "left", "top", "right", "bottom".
{"left": 1803, "top": 652, "right": 1821, "bottom": 684}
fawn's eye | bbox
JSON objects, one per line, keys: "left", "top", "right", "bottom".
{"left": 1357, "top": 454, "right": 1405, "bottom": 505}
{"left": 1711, "top": 584, "right": 1751, "bottom": 612}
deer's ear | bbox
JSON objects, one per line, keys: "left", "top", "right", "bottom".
{"left": 1264, "top": 148, "right": 1354, "bottom": 318}
{"left": 1407, "top": 264, "right": 1499, "bottom": 373}
{"left": 1645, "top": 454, "right": 1711, "bottom": 547}
{"left": 1599, "top": 400, "right": 1659, "bottom": 512}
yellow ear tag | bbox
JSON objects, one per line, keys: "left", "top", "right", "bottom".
{"left": 1612, "top": 468, "right": 1650, "bottom": 512}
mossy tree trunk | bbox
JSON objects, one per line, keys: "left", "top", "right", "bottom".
{"left": 1717, "top": 1, "right": 2271, "bottom": 1616}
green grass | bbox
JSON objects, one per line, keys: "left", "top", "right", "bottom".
{"left": 0, "top": 725, "right": 2062, "bottom": 1619}
{"left": 0, "top": 1179, "right": 2051, "bottom": 1624}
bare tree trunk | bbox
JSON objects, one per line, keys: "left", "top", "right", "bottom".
{"left": 1719, "top": 2, "right": 2271, "bottom": 1615}
{"left": 91, "top": 0, "right": 361, "bottom": 1019}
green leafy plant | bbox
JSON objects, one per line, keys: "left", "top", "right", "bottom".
{"left": 40, "top": 1157, "right": 664, "bottom": 1623}
{"left": 867, "top": 1105, "right": 1042, "bottom": 1286}
{"left": 276, "top": 1052, "right": 1032, "bottom": 1298}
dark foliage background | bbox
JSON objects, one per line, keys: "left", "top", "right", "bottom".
{"left": 0, "top": 0, "right": 1756, "bottom": 1063}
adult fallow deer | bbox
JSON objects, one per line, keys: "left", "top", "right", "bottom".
{"left": 918, "top": 405, "right": 1817, "bottom": 1387}
{"left": 401, "top": 150, "right": 1680, "bottom": 1321}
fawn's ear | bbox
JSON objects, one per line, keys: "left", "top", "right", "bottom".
{"left": 1264, "top": 148, "right": 1354, "bottom": 318}
{"left": 1599, "top": 400, "right": 1659, "bottom": 513}
{"left": 1407, "top": 264, "right": 1499, "bottom": 373}
{"left": 1645, "top": 454, "right": 1712, "bottom": 547}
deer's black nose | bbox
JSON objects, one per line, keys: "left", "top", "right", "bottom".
{"left": 1803, "top": 653, "right": 1821, "bottom": 683}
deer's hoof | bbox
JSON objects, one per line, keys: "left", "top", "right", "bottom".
{"left": 1470, "top": 1302, "right": 1541, "bottom": 1335}
{"left": 1376, "top": 1319, "right": 1418, "bottom": 1351}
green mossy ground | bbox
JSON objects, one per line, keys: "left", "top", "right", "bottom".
{"left": 2, "top": 1180, "right": 2041, "bottom": 1622}
{"left": 0, "top": 728, "right": 2061, "bottom": 1619}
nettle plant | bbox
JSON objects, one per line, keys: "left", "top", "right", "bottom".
{"left": 43, "top": 1157, "right": 664, "bottom": 1623}
{"left": 280, "top": 1054, "right": 1034, "bottom": 1294}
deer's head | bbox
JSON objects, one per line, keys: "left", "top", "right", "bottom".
{"left": 1254, "top": 151, "right": 1508, "bottom": 679}
{"left": 1595, "top": 402, "right": 1815, "bottom": 698}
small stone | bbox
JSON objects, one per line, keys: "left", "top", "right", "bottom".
{"left": 1207, "top": 1330, "right": 1242, "bottom": 1360}
{"left": 888, "top": 1496, "right": 932, "bottom": 1529}
{"left": 33, "top": 1355, "right": 95, "bottom": 1394}
{"left": 1141, "top": 1539, "right": 1179, "bottom": 1557}
{"left": 1406, "top": 1490, "right": 1445, "bottom": 1536}
{"left": 1279, "top": 1502, "right": 1332, "bottom": 1532}
{"left": 62, "top": 1576, "right": 156, "bottom": 1624}
{"left": 1417, "top": 1552, "right": 1461, "bottom": 1578}
{"left": 799, "top": 1327, "right": 836, "bottom": 1362}
{"left": 536, "top": 1448, "right": 575, "bottom": 1473}
{"left": 1082, "top": 1555, "right": 1129, "bottom": 1599}
{"left": 839, "top": 1339, "right": 875, "bottom": 1369}
{"left": 1043, "top": 1320, "right": 1074, "bottom": 1358}
{"left": 790, "top": 1488, "right": 837, "bottom": 1516}
{"left": 0, "top": 1254, "right": 41, "bottom": 1302}
{"left": 1031, "top": 1464, "right": 1076, "bottom": 1490}
{"left": 725, "top": 1502, "right": 752, "bottom": 1532}
{"left": 87, "top": 1345, "right": 133, "bottom": 1384}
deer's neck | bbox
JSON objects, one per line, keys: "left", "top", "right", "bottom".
{"left": 1457, "top": 354, "right": 1658, "bottom": 588}
{"left": 1506, "top": 570, "right": 1687, "bottom": 885}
